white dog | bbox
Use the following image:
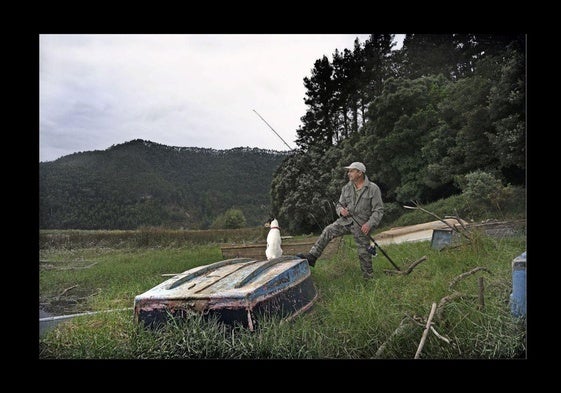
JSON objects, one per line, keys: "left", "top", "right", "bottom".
{"left": 265, "top": 218, "right": 283, "bottom": 260}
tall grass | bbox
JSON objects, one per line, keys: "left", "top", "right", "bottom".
{"left": 40, "top": 245, "right": 222, "bottom": 316}
{"left": 39, "top": 226, "right": 268, "bottom": 250}
{"left": 39, "top": 228, "right": 526, "bottom": 359}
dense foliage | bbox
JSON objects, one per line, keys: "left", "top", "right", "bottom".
{"left": 39, "top": 140, "right": 289, "bottom": 229}
{"left": 272, "top": 33, "right": 525, "bottom": 233}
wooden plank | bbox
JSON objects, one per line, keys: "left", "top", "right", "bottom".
{"left": 374, "top": 218, "right": 526, "bottom": 246}
{"left": 220, "top": 237, "right": 342, "bottom": 260}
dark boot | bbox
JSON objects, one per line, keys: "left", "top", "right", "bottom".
{"left": 296, "top": 253, "right": 317, "bottom": 267}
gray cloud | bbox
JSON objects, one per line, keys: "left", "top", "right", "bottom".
{"left": 40, "top": 34, "right": 402, "bottom": 162}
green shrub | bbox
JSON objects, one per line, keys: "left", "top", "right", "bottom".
{"left": 455, "top": 171, "right": 526, "bottom": 220}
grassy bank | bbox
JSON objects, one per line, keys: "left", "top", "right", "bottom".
{"left": 39, "top": 226, "right": 526, "bottom": 359}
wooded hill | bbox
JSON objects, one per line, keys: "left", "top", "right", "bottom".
{"left": 39, "top": 140, "right": 289, "bottom": 229}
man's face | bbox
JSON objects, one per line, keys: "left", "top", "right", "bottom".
{"left": 347, "top": 169, "right": 361, "bottom": 181}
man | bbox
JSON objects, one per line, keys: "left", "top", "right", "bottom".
{"left": 298, "top": 162, "right": 384, "bottom": 280}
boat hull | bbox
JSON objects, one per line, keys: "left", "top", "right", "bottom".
{"left": 134, "top": 256, "right": 317, "bottom": 330}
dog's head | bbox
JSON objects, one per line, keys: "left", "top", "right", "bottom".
{"left": 265, "top": 218, "right": 279, "bottom": 228}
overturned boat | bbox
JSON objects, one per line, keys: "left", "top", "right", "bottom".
{"left": 134, "top": 255, "right": 317, "bottom": 330}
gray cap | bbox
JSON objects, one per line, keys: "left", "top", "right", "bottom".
{"left": 344, "top": 162, "right": 366, "bottom": 173}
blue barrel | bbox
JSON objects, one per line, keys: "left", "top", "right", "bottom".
{"left": 510, "top": 251, "right": 526, "bottom": 318}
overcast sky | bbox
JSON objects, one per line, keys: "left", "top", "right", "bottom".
{"left": 39, "top": 34, "right": 404, "bottom": 162}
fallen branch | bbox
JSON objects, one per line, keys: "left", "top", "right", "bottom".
{"left": 374, "top": 316, "right": 412, "bottom": 358}
{"left": 76, "top": 288, "right": 101, "bottom": 300}
{"left": 430, "top": 326, "right": 451, "bottom": 344}
{"left": 452, "top": 209, "right": 470, "bottom": 232}
{"left": 384, "top": 256, "right": 427, "bottom": 275}
{"left": 415, "top": 302, "right": 437, "bottom": 359}
{"left": 404, "top": 201, "right": 471, "bottom": 241}
{"left": 407, "top": 313, "right": 426, "bottom": 327}
{"left": 377, "top": 305, "right": 453, "bottom": 359}
{"left": 56, "top": 285, "right": 78, "bottom": 300}
{"left": 376, "top": 265, "right": 490, "bottom": 358}
{"left": 449, "top": 266, "right": 492, "bottom": 290}
{"left": 436, "top": 291, "right": 464, "bottom": 319}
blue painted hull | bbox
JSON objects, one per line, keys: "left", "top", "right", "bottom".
{"left": 134, "top": 256, "right": 317, "bottom": 330}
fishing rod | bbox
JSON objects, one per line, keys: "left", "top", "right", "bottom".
{"left": 252, "top": 109, "right": 294, "bottom": 151}
{"left": 336, "top": 201, "right": 400, "bottom": 271}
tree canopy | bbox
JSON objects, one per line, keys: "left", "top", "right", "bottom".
{"left": 273, "top": 33, "right": 525, "bottom": 233}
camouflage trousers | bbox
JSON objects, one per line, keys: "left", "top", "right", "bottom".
{"left": 310, "top": 222, "right": 373, "bottom": 279}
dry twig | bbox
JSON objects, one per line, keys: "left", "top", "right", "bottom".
{"left": 430, "top": 326, "right": 451, "bottom": 344}
{"left": 374, "top": 316, "right": 411, "bottom": 358}
{"left": 77, "top": 288, "right": 101, "bottom": 300}
{"left": 449, "top": 266, "right": 492, "bottom": 290}
{"left": 404, "top": 201, "right": 471, "bottom": 241}
{"left": 415, "top": 302, "right": 437, "bottom": 359}
{"left": 377, "top": 304, "right": 454, "bottom": 359}
{"left": 56, "top": 284, "right": 78, "bottom": 300}
{"left": 436, "top": 291, "right": 465, "bottom": 319}
{"left": 454, "top": 208, "right": 469, "bottom": 232}
{"left": 376, "top": 264, "right": 494, "bottom": 358}
{"left": 384, "top": 256, "right": 427, "bottom": 275}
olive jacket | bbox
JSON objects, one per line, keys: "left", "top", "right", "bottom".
{"left": 335, "top": 175, "right": 384, "bottom": 231}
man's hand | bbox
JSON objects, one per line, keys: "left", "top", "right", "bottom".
{"left": 361, "top": 223, "right": 371, "bottom": 235}
{"left": 340, "top": 207, "right": 349, "bottom": 217}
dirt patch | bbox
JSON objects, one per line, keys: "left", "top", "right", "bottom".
{"left": 39, "top": 286, "right": 100, "bottom": 316}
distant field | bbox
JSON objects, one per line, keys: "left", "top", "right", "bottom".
{"left": 39, "top": 227, "right": 270, "bottom": 249}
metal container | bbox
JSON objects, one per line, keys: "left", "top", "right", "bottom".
{"left": 431, "top": 229, "right": 453, "bottom": 250}
{"left": 510, "top": 251, "right": 526, "bottom": 318}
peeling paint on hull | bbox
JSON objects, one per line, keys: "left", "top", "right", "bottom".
{"left": 134, "top": 256, "right": 317, "bottom": 330}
